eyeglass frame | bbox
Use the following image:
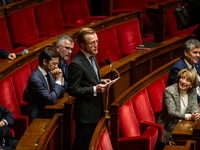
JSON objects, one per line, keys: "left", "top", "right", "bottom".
{"left": 85, "top": 40, "right": 100, "bottom": 46}
{"left": 59, "top": 45, "right": 75, "bottom": 53}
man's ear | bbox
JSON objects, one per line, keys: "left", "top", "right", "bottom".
{"left": 56, "top": 45, "right": 60, "bottom": 52}
{"left": 43, "top": 59, "right": 47, "bottom": 66}
{"left": 81, "top": 43, "right": 85, "bottom": 49}
{"left": 184, "top": 50, "right": 188, "bottom": 57}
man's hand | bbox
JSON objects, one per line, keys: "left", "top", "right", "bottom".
{"left": 96, "top": 84, "right": 107, "bottom": 93}
{"left": 51, "top": 68, "right": 63, "bottom": 81}
{"left": 101, "top": 79, "right": 111, "bottom": 84}
{"left": 7, "top": 53, "right": 16, "bottom": 60}
{"left": 0, "top": 120, "right": 6, "bottom": 127}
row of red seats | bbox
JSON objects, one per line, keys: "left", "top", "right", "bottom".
{"left": 0, "top": 0, "right": 107, "bottom": 56}
{"left": 0, "top": 17, "right": 142, "bottom": 141}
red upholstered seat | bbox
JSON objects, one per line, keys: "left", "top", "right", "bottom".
{"left": 148, "top": 0, "right": 172, "bottom": 5}
{"left": 12, "top": 64, "right": 31, "bottom": 115}
{"left": 59, "top": 0, "right": 108, "bottom": 28}
{"left": 0, "top": 75, "right": 28, "bottom": 140}
{"left": 131, "top": 89, "right": 164, "bottom": 143}
{"left": 10, "top": 6, "right": 49, "bottom": 48}
{"left": 163, "top": 73, "right": 169, "bottom": 86}
{"left": 146, "top": 78, "right": 166, "bottom": 121}
{"left": 29, "top": 58, "right": 39, "bottom": 72}
{"left": 119, "top": 100, "right": 159, "bottom": 150}
{"left": 96, "top": 27, "right": 121, "bottom": 68}
{"left": 112, "top": 0, "right": 152, "bottom": 37}
{"left": 165, "top": 8, "right": 198, "bottom": 40}
{"left": 96, "top": 128, "right": 113, "bottom": 150}
{"left": 115, "top": 19, "right": 142, "bottom": 56}
{"left": 0, "top": 16, "right": 26, "bottom": 61}
{"left": 34, "top": 0, "right": 71, "bottom": 37}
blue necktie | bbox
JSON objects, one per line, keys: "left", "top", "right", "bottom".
{"left": 2, "top": 0, "right": 6, "bottom": 5}
{"left": 90, "top": 55, "right": 99, "bottom": 80}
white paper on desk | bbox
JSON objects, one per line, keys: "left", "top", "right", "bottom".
{"left": 106, "top": 77, "right": 120, "bottom": 85}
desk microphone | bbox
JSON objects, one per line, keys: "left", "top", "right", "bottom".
{"left": 104, "top": 57, "right": 120, "bottom": 118}
{"left": 105, "top": 57, "right": 120, "bottom": 77}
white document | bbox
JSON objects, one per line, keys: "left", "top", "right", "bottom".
{"left": 106, "top": 77, "right": 120, "bottom": 85}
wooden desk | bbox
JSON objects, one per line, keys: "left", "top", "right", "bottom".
{"left": 163, "top": 145, "right": 185, "bottom": 150}
{"left": 172, "top": 120, "right": 195, "bottom": 145}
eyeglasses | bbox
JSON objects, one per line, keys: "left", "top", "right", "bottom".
{"left": 49, "top": 61, "right": 59, "bottom": 66}
{"left": 60, "top": 45, "right": 74, "bottom": 52}
{"left": 85, "top": 40, "right": 100, "bottom": 46}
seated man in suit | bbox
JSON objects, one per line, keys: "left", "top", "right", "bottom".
{"left": 26, "top": 46, "right": 66, "bottom": 125}
{"left": 168, "top": 38, "right": 200, "bottom": 103}
{"left": 55, "top": 34, "right": 74, "bottom": 92}
{"left": 0, "top": 48, "right": 16, "bottom": 60}
{"left": 0, "top": 104, "right": 18, "bottom": 150}
{"left": 0, "top": 0, "right": 13, "bottom": 6}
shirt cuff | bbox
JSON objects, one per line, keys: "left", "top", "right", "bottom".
{"left": 185, "top": 114, "right": 191, "bottom": 120}
{"left": 55, "top": 80, "right": 61, "bottom": 86}
{"left": 93, "top": 86, "right": 97, "bottom": 96}
{"left": 2, "top": 119, "right": 8, "bottom": 126}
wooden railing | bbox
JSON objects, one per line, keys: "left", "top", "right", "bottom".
{"left": 16, "top": 113, "right": 63, "bottom": 150}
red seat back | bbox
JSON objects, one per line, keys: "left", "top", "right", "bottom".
{"left": 166, "top": 8, "right": 198, "bottom": 39}
{"left": 0, "top": 16, "right": 13, "bottom": 52}
{"left": 146, "top": 78, "right": 165, "bottom": 121}
{"left": 34, "top": 0, "right": 67, "bottom": 37}
{"left": 116, "top": 19, "right": 142, "bottom": 56}
{"left": 30, "top": 58, "right": 39, "bottom": 72}
{"left": 10, "top": 6, "right": 49, "bottom": 47}
{"left": 60, "top": 0, "right": 90, "bottom": 28}
{"left": 120, "top": 100, "right": 140, "bottom": 137}
{"left": 0, "top": 75, "right": 21, "bottom": 117}
{"left": 12, "top": 64, "right": 31, "bottom": 106}
{"left": 96, "top": 27, "right": 121, "bottom": 67}
{"left": 131, "top": 89, "right": 156, "bottom": 123}
{"left": 97, "top": 128, "right": 113, "bottom": 150}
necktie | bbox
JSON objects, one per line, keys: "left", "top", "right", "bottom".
{"left": 89, "top": 55, "right": 99, "bottom": 80}
{"left": 46, "top": 74, "right": 51, "bottom": 92}
{"left": 2, "top": 0, "right": 6, "bottom": 5}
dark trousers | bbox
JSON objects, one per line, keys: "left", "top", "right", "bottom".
{"left": 72, "top": 122, "right": 97, "bottom": 150}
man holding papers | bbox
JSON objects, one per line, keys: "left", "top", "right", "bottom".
{"left": 68, "top": 28, "right": 111, "bottom": 150}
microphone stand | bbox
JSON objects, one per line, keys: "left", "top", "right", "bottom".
{"left": 105, "top": 64, "right": 120, "bottom": 119}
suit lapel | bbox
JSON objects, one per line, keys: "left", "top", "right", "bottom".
{"left": 78, "top": 51, "right": 100, "bottom": 83}
{"left": 35, "top": 67, "right": 49, "bottom": 90}
{"left": 174, "top": 84, "right": 181, "bottom": 112}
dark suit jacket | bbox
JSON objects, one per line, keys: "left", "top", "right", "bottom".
{"left": 0, "top": 0, "right": 13, "bottom": 6}
{"left": 68, "top": 50, "right": 103, "bottom": 124}
{"left": 58, "top": 59, "right": 68, "bottom": 92}
{"left": 168, "top": 57, "right": 200, "bottom": 86}
{"left": 0, "top": 48, "right": 10, "bottom": 59}
{"left": 26, "top": 66, "right": 65, "bottom": 120}
{"left": 0, "top": 104, "right": 14, "bottom": 147}
{"left": 157, "top": 83, "right": 199, "bottom": 144}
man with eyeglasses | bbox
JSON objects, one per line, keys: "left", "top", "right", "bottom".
{"left": 25, "top": 47, "right": 66, "bottom": 125}
{"left": 68, "top": 28, "right": 111, "bottom": 150}
{"left": 55, "top": 34, "right": 74, "bottom": 92}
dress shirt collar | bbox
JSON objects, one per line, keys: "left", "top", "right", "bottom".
{"left": 38, "top": 65, "right": 47, "bottom": 76}
{"left": 184, "top": 59, "right": 193, "bottom": 69}
{"left": 80, "top": 49, "right": 93, "bottom": 64}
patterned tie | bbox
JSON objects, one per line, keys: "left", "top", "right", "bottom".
{"left": 46, "top": 74, "right": 51, "bottom": 92}
{"left": 89, "top": 55, "right": 99, "bottom": 80}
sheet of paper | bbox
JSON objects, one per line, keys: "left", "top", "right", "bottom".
{"left": 106, "top": 77, "right": 120, "bottom": 85}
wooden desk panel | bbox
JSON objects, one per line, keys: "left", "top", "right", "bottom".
{"left": 163, "top": 145, "right": 185, "bottom": 150}
{"left": 172, "top": 120, "right": 195, "bottom": 144}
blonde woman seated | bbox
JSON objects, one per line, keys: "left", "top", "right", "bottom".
{"left": 157, "top": 68, "right": 200, "bottom": 149}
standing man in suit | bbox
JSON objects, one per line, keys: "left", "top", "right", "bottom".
{"left": 0, "top": 104, "right": 18, "bottom": 150}
{"left": 68, "top": 28, "right": 111, "bottom": 150}
{"left": 168, "top": 38, "right": 200, "bottom": 103}
{"left": 26, "top": 47, "right": 66, "bottom": 124}
{"left": 0, "top": 48, "right": 16, "bottom": 60}
{"left": 55, "top": 34, "right": 74, "bottom": 92}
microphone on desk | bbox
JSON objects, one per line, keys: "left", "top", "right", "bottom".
{"left": 104, "top": 58, "right": 120, "bottom": 119}
{"left": 105, "top": 57, "right": 120, "bottom": 78}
